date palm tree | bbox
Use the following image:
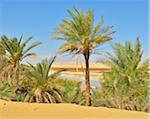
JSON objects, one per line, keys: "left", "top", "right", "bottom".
{"left": 52, "top": 7, "right": 115, "bottom": 106}
{"left": 23, "top": 57, "right": 63, "bottom": 103}
{"left": 0, "top": 35, "right": 41, "bottom": 81}
{"left": 102, "top": 38, "right": 150, "bottom": 111}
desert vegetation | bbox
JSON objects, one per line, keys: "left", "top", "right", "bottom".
{"left": 91, "top": 39, "right": 150, "bottom": 112}
{"left": 0, "top": 8, "right": 149, "bottom": 113}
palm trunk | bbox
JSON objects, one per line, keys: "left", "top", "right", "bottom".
{"left": 13, "top": 61, "right": 19, "bottom": 81}
{"left": 84, "top": 50, "right": 91, "bottom": 106}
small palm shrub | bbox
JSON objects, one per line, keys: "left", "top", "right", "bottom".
{"left": 0, "top": 63, "right": 30, "bottom": 102}
{"left": 55, "top": 78, "right": 84, "bottom": 104}
{"left": 22, "top": 57, "right": 63, "bottom": 103}
{"left": 0, "top": 83, "right": 14, "bottom": 101}
{"left": 0, "top": 81, "right": 26, "bottom": 102}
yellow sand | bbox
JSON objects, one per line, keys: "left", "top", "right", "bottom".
{"left": 0, "top": 100, "right": 149, "bottom": 119}
{"left": 52, "top": 62, "right": 110, "bottom": 68}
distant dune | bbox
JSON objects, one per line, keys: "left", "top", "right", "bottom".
{"left": 52, "top": 62, "right": 110, "bottom": 68}
{"left": 0, "top": 100, "right": 149, "bottom": 119}
{"left": 51, "top": 62, "right": 111, "bottom": 75}
{"left": 51, "top": 62, "right": 110, "bottom": 81}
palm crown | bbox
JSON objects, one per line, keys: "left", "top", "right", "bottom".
{"left": 53, "top": 7, "right": 115, "bottom": 55}
{"left": 0, "top": 35, "right": 42, "bottom": 67}
{"left": 108, "top": 38, "right": 148, "bottom": 81}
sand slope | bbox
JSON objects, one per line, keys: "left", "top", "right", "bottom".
{"left": 0, "top": 100, "right": 149, "bottom": 119}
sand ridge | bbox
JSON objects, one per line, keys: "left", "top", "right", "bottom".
{"left": 0, "top": 100, "right": 149, "bottom": 119}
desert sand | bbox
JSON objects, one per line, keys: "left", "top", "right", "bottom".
{"left": 51, "top": 62, "right": 110, "bottom": 73}
{"left": 0, "top": 100, "right": 149, "bottom": 119}
{"left": 51, "top": 62, "right": 110, "bottom": 80}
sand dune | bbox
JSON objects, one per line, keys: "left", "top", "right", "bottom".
{"left": 51, "top": 62, "right": 110, "bottom": 79}
{"left": 51, "top": 62, "right": 110, "bottom": 73}
{"left": 0, "top": 100, "right": 149, "bottom": 119}
{"left": 52, "top": 62, "right": 110, "bottom": 68}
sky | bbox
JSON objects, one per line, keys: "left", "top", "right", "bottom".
{"left": 0, "top": 0, "right": 149, "bottom": 64}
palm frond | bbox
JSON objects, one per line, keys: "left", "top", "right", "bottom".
{"left": 22, "top": 53, "right": 36, "bottom": 60}
{"left": 23, "top": 42, "right": 42, "bottom": 56}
